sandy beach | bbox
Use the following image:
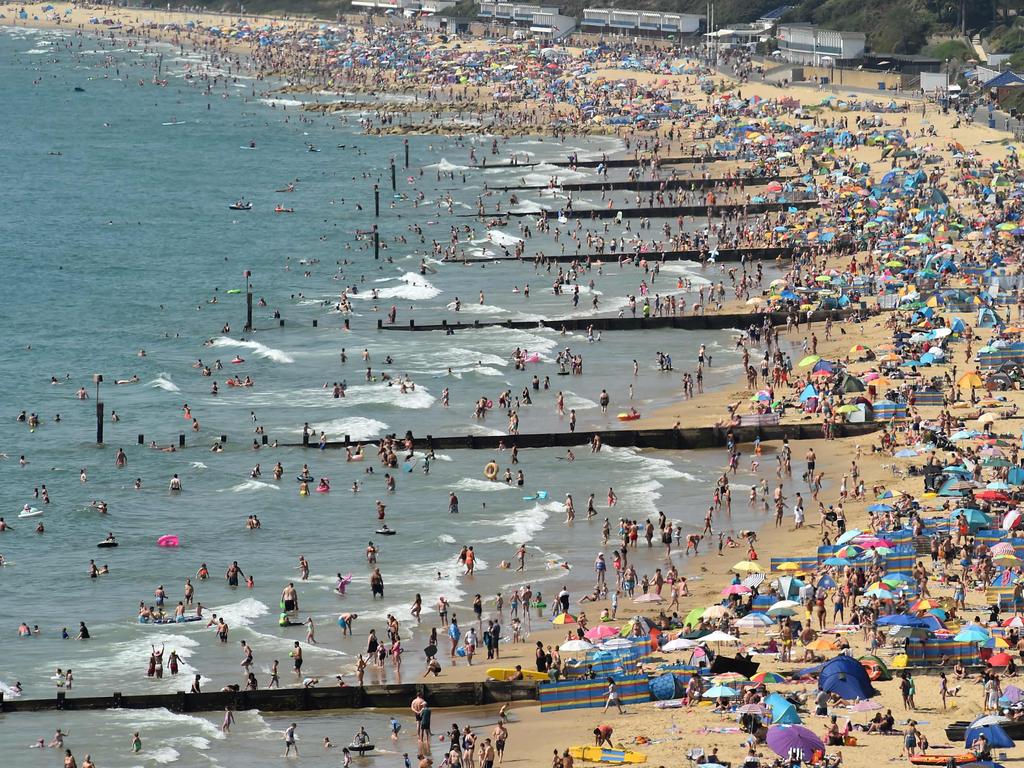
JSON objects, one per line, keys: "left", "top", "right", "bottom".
{"left": 6, "top": 6, "right": 1024, "bottom": 768}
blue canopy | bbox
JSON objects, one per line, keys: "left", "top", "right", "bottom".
{"left": 819, "top": 655, "right": 877, "bottom": 700}
{"left": 765, "top": 692, "right": 802, "bottom": 724}
{"left": 876, "top": 614, "right": 929, "bottom": 628}
{"left": 965, "top": 723, "right": 1015, "bottom": 749}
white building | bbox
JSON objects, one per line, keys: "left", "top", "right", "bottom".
{"left": 775, "top": 24, "right": 865, "bottom": 65}
{"left": 581, "top": 7, "right": 704, "bottom": 37}
{"left": 351, "top": 0, "right": 456, "bottom": 14}
{"left": 478, "top": 2, "right": 576, "bottom": 39}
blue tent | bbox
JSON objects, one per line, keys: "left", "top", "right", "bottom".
{"left": 765, "top": 692, "right": 802, "bottom": 724}
{"left": 965, "top": 723, "right": 1015, "bottom": 749}
{"left": 649, "top": 671, "right": 687, "bottom": 701}
{"left": 818, "top": 655, "right": 878, "bottom": 700}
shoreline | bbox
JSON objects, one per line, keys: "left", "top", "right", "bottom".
{"left": 5, "top": 10, "right": 1024, "bottom": 768}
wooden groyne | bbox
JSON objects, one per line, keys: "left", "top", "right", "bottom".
{"left": 286, "top": 422, "right": 881, "bottom": 453}
{"left": 489, "top": 175, "right": 795, "bottom": 192}
{"left": 448, "top": 245, "right": 811, "bottom": 265}
{"left": 471, "top": 155, "right": 725, "bottom": 170}
{"left": 375, "top": 310, "right": 802, "bottom": 333}
{"left": 462, "top": 199, "right": 818, "bottom": 219}
{"left": 0, "top": 681, "right": 538, "bottom": 714}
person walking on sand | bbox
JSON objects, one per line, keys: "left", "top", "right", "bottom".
{"left": 602, "top": 677, "right": 625, "bottom": 714}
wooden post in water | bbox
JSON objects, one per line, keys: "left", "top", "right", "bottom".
{"left": 374, "top": 184, "right": 379, "bottom": 218}
{"left": 243, "top": 269, "right": 253, "bottom": 332}
{"left": 390, "top": 157, "right": 396, "bottom": 192}
{"left": 404, "top": 138, "right": 409, "bottom": 169}
{"left": 373, "top": 225, "right": 379, "bottom": 260}
{"left": 93, "top": 374, "right": 103, "bottom": 445}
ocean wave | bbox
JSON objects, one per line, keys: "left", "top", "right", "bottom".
{"left": 479, "top": 500, "right": 555, "bottom": 545}
{"left": 148, "top": 373, "right": 181, "bottom": 392}
{"left": 603, "top": 446, "right": 687, "bottom": 480}
{"left": 209, "top": 337, "right": 294, "bottom": 364}
{"left": 299, "top": 416, "right": 389, "bottom": 441}
{"left": 224, "top": 480, "right": 280, "bottom": 493}
{"left": 426, "top": 158, "right": 469, "bottom": 172}
{"left": 210, "top": 597, "right": 268, "bottom": 628}
{"left": 451, "top": 477, "right": 513, "bottom": 493}
{"left": 352, "top": 272, "right": 439, "bottom": 301}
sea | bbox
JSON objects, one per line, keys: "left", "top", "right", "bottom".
{"left": 0, "top": 24, "right": 783, "bottom": 766}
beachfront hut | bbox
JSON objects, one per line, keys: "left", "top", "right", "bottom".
{"left": 818, "top": 655, "right": 878, "bottom": 699}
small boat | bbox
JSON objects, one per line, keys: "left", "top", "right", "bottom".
{"left": 74, "top": 86, "right": 85, "bottom": 92}
{"left": 375, "top": 527, "right": 396, "bottom": 536}
{"left": 347, "top": 743, "right": 374, "bottom": 754}
{"left": 274, "top": 207, "right": 294, "bottom": 214}
{"left": 97, "top": 539, "right": 119, "bottom": 548}
{"left": 617, "top": 410, "right": 642, "bottom": 421}
{"left": 229, "top": 201, "right": 252, "bottom": 211}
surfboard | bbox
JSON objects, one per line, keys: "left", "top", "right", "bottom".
{"left": 486, "top": 668, "right": 549, "bottom": 682}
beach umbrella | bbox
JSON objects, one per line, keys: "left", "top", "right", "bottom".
{"left": 835, "top": 529, "right": 863, "bottom": 545}
{"left": 601, "top": 637, "right": 634, "bottom": 650}
{"left": 662, "top": 637, "right": 699, "bottom": 652}
{"left": 737, "top": 703, "right": 771, "bottom": 716}
{"left": 835, "top": 545, "right": 863, "bottom": 558}
{"left": 704, "top": 685, "right": 739, "bottom": 698}
{"left": 742, "top": 573, "right": 767, "bottom": 590}
{"left": 768, "top": 600, "right": 800, "bottom": 617}
{"left": 713, "top": 672, "right": 749, "bottom": 684}
{"left": 1002, "top": 616, "right": 1024, "bottom": 628}
{"left": 634, "top": 593, "right": 664, "bottom": 603}
{"left": 766, "top": 725, "right": 824, "bottom": 760}
{"left": 988, "top": 652, "right": 1014, "bottom": 667}
{"left": 584, "top": 625, "right": 619, "bottom": 641}
{"left": 736, "top": 612, "right": 775, "bottom": 628}
{"left": 776, "top": 562, "right": 802, "bottom": 572}
{"left": 752, "top": 671, "right": 787, "bottom": 684}
{"left": 551, "top": 612, "right": 577, "bottom": 625}
{"left": 864, "top": 587, "right": 895, "bottom": 599}
{"left": 733, "top": 560, "right": 764, "bottom": 573}
{"left": 954, "top": 626, "right": 991, "bottom": 642}
{"left": 798, "top": 355, "right": 821, "bottom": 367}
{"left": 683, "top": 607, "right": 705, "bottom": 626}
{"left": 959, "top": 371, "right": 984, "bottom": 388}
{"left": 559, "top": 639, "right": 596, "bottom": 652}
{"left": 702, "top": 630, "right": 741, "bottom": 644}
{"left": 722, "top": 584, "right": 752, "bottom": 596}
{"left": 806, "top": 637, "right": 839, "bottom": 651}
{"left": 823, "top": 557, "right": 852, "bottom": 566}
{"left": 703, "top": 605, "right": 734, "bottom": 621}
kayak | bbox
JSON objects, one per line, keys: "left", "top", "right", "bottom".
{"left": 569, "top": 746, "right": 647, "bottom": 764}
{"left": 909, "top": 755, "right": 978, "bottom": 766}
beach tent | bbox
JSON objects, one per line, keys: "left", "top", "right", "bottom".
{"left": 978, "top": 307, "right": 1001, "bottom": 328}
{"left": 765, "top": 692, "right": 802, "bottom": 724}
{"left": 818, "top": 654, "right": 878, "bottom": 699}
{"left": 858, "top": 654, "right": 892, "bottom": 681}
{"left": 649, "top": 671, "right": 688, "bottom": 700}
{"left": 965, "top": 722, "right": 1016, "bottom": 749}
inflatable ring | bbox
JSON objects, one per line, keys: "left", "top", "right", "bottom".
{"left": 486, "top": 399, "right": 493, "bottom": 409}
{"left": 484, "top": 461, "right": 499, "bottom": 481}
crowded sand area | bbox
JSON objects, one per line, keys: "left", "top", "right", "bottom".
{"left": 7, "top": 6, "right": 1024, "bottom": 768}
